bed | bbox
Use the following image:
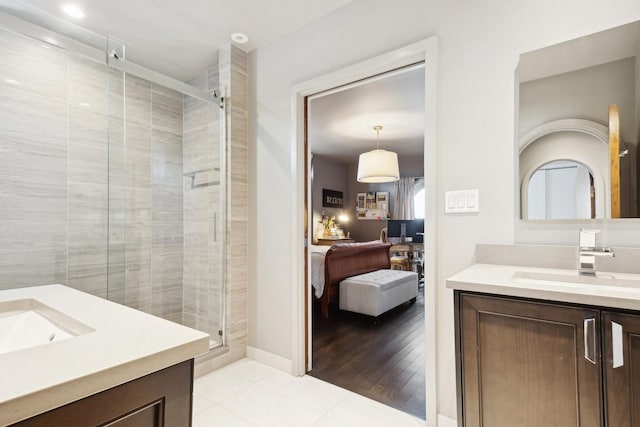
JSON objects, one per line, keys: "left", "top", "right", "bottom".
{"left": 310, "top": 241, "right": 392, "bottom": 318}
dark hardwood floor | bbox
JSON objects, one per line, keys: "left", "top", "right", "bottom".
{"left": 308, "top": 284, "right": 425, "bottom": 419}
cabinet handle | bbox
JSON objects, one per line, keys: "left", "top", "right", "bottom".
{"left": 584, "top": 317, "right": 596, "bottom": 364}
{"left": 612, "top": 321, "right": 624, "bottom": 368}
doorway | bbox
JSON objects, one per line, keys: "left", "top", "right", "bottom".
{"left": 305, "top": 64, "right": 426, "bottom": 418}
{"left": 290, "top": 38, "right": 438, "bottom": 427}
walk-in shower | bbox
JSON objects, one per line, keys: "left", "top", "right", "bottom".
{"left": 0, "top": 15, "right": 227, "bottom": 349}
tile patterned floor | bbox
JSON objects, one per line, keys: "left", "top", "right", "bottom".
{"left": 193, "top": 358, "right": 425, "bottom": 427}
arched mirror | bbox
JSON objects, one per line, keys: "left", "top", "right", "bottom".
{"left": 519, "top": 123, "right": 609, "bottom": 220}
{"left": 525, "top": 160, "right": 595, "bottom": 220}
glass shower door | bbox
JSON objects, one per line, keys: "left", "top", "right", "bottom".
{"left": 0, "top": 15, "right": 226, "bottom": 350}
{"left": 107, "top": 43, "right": 226, "bottom": 349}
{"left": 182, "top": 87, "right": 226, "bottom": 347}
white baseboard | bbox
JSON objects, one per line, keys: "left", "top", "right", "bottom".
{"left": 437, "top": 414, "right": 457, "bottom": 427}
{"left": 246, "top": 345, "right": 292, "bottom": 373}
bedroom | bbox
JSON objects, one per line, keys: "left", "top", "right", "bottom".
{"left": 305, "top": 64, "right": 426, "bottom": 419}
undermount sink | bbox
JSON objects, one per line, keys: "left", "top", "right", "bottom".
{"left": 0, "top": 298, "right": 94, "bottom": 355}
{"left": 512, "top": 270, "right": 640, "bottom": 288}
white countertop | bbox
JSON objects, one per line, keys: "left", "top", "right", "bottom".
{"left": 446, "top": 263, "right": 640, "bottom": 311}
{"left": 0, "top": 285, "right": 209, "bottom": 426}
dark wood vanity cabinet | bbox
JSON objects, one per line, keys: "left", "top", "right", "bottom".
{"left": 456, "top": 292, "right": 640, "bottom": 427}
{"left": 603, "top": 311, "right": 640, "bottom": 426}
{"left": 11, "top": 360, "right": 194, "bottom": 427}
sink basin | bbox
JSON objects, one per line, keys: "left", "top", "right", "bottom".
{"left": 512, "top": 270, "right": 640, "bottom": 288}
{"left": 0, "top": 298, "right": 94, "bottom": 355}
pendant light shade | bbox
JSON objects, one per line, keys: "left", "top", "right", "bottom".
{"left": 357, "top": 149, "right": 400, "bottom": 183}
{"left": 357, "top": 125, "right": 400, "bottom": 183}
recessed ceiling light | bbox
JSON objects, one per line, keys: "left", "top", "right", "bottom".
{"left": 79, "top": 102, "right": 91, "bottom": 107}
{"left": 231, "top": 33, "right": 249, "bottom": 44}
{"left": 61, "top": 4, "right": 85, "bottom": 19}
{"left": 5, "top": 78, "right": 20, "bottom": 85}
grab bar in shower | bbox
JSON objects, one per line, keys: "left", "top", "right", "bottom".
{"left": 183, "top": 167, "right": 220, "bottom": 189}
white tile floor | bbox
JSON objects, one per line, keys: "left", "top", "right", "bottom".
{"left": 193, "top": 358, "right": 425, "bottom": 427}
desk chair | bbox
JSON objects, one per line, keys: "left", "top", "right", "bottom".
{"left": 390, "top": 256, "right": 411, "bottom": 271}
{"left": 382, "top": 227, "right": 412, "bottom": 271}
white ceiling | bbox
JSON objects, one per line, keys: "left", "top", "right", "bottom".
{"left": 0, "top": 0, "right": 356, "bottom": 80}
{"left": 308, "top": 64, "right": 426, "bottom": 164}
{"left": 0, "top": 0, "right": 426, "bottom": 162}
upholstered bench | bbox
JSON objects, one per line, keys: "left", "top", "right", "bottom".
{"left": 339, "top": 269, "right": 418, "bottom": 317}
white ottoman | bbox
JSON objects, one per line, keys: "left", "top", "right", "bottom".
{"left": 339, "top": 269, "right": 418, "bottom": 317}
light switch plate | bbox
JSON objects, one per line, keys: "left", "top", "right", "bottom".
{"left": 445, "top": 189, "right": 479, "bottom": 213}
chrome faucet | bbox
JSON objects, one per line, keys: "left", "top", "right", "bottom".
{"left": 578, "top": 228, "right": 614, "bottom": 275}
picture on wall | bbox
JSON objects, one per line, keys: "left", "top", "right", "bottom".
{"left": 376, "top": 192, "right": 387, "bottom": 212}
{"left": 322, "top": 189, "right": 344, "bottom": 208}
{"left": 356, "top": 191, "right": 389, "bottom": 220}
{"left": 366, "top": 192, "right": 376, "bottom": 208}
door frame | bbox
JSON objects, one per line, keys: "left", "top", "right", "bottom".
{"left": 289, "top": 37, "right": 439, "bottom": 427}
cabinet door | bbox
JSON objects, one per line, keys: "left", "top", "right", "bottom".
{"left": 458, "top": 293, "right": 602, "bottom": 427}
{"left": 603, "top": 311, "right": 640, "bottom": 427}
{"left": 13, "top": 360, "right": 193, "bottom": 427}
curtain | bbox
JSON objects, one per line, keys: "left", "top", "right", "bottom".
{"left": 393, "top": 177, "right": 415, "bottom": 219}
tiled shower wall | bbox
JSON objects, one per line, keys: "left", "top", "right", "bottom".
{"left": 0, "top": 28, "right": 216, "bottom": 330}
{"left": 0, "top": 28, "right": 186, "bottom": 321}
{"left": 0, "top": 28, "right": 109, "bottom": 294}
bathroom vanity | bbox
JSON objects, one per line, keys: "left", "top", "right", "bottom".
{"left": 448, "top": 258, "right": 640, "bottom": 427}
{"left": 0, "top": 285, "right": 209, "bottom": 426}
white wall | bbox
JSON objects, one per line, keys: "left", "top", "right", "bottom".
{"left": 248, "top": 0, "right": 640, "bottom": 423}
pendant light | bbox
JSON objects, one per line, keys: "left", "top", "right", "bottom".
{"left": 357, "top": 125, "right": 400, "bottom": 183}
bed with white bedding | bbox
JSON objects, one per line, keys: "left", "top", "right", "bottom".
{"left": 310, "top": 245, "right": 331, "bottom": 299}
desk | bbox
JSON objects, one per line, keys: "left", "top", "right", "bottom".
{"left": 389, "top": 242, "right": 424, "bottom": 277}
{"left": 317, "top": 238, "right": 355, "bottom": 246}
